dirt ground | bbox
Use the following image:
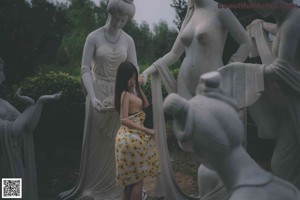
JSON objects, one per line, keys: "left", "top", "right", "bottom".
{"left": 36, "top": 120, "right": 272, "bottom": 200}
{"left": 36, "top": 131, "right": 199, "bottom": 200}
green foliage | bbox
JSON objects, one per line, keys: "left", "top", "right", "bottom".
{"left": 56, "top": 0, "right": 109, "bottom": 67}
{"left": 8, "top": 71, "right": 85, "bottom": 139}
{"left": 0, "top": 0, "right": 67, "bottom": 83}
{"left": 124, "top": 21, "right": 154, "bottom": 65}
{"left": 10, "top": 71, "right": 82, "bottom": 104}
{"left": 171, "top": 0, "right": 187, "bottom": 31}
{"left": 152, "top": 21, "right": 178, "bottom": 61}
{"left": 57, "top": 0, "right": 177, "bottom": 68}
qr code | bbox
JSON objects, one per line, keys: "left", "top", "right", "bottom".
{"left": 2, "top": 178, "right": 22, "bottom": 199}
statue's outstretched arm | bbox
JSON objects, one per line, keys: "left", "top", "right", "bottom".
{"left": 13, "top": 91, "right": 62, "bottom": 135}
{"left": 14, "top": 88, "right": 35, "bottom": 105}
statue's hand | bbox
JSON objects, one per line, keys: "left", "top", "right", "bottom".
{"left": 91, "top": 97, "right": 104, "bottom": 112}
{"left": 37, "top": 91, "right": 63, "bottom": 103}
{"left": 139, "top": 74, "right": 147, "bottom": 86}
{"left": 140, "top": 65, "right": 157, "bottom": 86}
{"left": 15, "top": 88, "right": 35, "bottom": 105}
{"left": 246, "top": 19, "right": 264, "bottom": 30}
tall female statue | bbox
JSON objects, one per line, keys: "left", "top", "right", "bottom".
{"left": 58, "top": 0, "right": 137, "bottom": 199}
{"left": 141, "top": 0, "right": 252, "bottom": 97}
{"left": 140, "top": 0, "right": 252, "bottom": 199}
{"left": 221, "top": 0, "right": 300, "bottom": 189}
{"left": 0, "top": 58, "right": 62, "bottom": 200}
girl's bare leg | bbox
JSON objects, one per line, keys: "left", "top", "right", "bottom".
{"left": 123, "top": 185, "right": 132, "bottom": 200}
{"left": 130, "top": 180, "right": 143, "bottom": 200}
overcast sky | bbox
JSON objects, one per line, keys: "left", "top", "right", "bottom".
{"left": 49, "top": 0, "right": 178, "bottom": 29}
{"left": 50, "top": 0, "right": 300, "bottom": 29}
{"left": 133, "top": 0, "right": 177, "bottom": 29}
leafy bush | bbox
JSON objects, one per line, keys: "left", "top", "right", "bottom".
{"left": 6, "top": 64, "right": 179, "bottom": 140}
{"left": 8, "top": 71, "right": 85, "bottom": 141}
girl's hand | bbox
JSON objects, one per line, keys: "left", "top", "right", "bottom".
{"left": 145, "top": 128, "right": 155, "bottom": 136}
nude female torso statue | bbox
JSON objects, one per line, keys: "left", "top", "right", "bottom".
{"left": 142, "top": 0, "right": 252, "bottom": 98}
{"left": 178, "top": 5, "right": 228, "bottom": 97}
{"left": 140, "top": 0, "right": 252, "bottom": 199}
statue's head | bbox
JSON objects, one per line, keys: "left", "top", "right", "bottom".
{"left": 107, "top": 0, "right": 135, "bottom": 21}
{"left": 164, "top": 72, "right": 244, "bottom": 164}
{"left": 0, "top": 58, "right": 5, "bottom": 85}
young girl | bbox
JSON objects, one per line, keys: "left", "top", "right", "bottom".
{"left": 114, "top": 61, "right": 160, "bottom": 200}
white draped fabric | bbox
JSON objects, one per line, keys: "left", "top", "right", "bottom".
{"left": 220, "top": 22, "right": 300, "bottom": 189}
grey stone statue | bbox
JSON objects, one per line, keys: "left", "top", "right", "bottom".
{"left": 0, "top": 58, "right": 62, "bottom": 200}
{"left": 58, "top": 0, "right": 138, "bottom": 199}
{"left": 219, "top": 0, "right": 300, "bottom": 189}
{"left": 140, "top": 0, "right": 252, "bottom": 199}
{"left": 164, "top": 71, "right": 300, "bottom": 200}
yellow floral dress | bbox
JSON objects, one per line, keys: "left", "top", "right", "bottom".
{"left": 115, "top": 111, "right": 160, "bottom": 186}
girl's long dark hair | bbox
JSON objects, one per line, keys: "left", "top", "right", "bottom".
{"left": 114, "top": 61, "right": 144, "bottom": 113}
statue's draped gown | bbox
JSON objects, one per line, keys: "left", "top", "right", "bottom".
{"left": 59, "top": 28, "right": 137, "bottom": 199}
{"left": 0, "top": 98, "right": 38, "bottom": 200}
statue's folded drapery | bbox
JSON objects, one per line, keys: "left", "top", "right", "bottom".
{"left": 219, "top": 58, "right": 300, "bottom": 188}
{"left": 0, "top": 99, "right": 38, "bottom": 200}
{"left": 150, "top": 62, "right": 195, "bottom": 200}
{"left": 218, "top": 63, "right": 265, "bottom": 108}
{"left": 252, "top": 59, "right": 300, "bottom": 188}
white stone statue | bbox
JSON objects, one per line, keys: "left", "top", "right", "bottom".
{"left": 219, "top": 0, "right": 300, "bottom": 189}
{"left": 0, "top": 58, "right": 62, "bottom": 200}
{"left": 58, "top": 0, "right": 138, "bottom": 199}
{"left": 164, "top": 71, "right": 300, "bottom": 200}
{"left": 140, "top": 0, "right": 252, "bottom": 199}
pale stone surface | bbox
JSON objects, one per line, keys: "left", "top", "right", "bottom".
{"left": 220, "top": 0, "right": 300, "bottom": 189}
{"left": 164, "top": 71, "right": 300, "bottom": 200}
{"left": 0, "top": 58, "right": 62, "bottom": 200}
{"left": 141, "top": 0, "right": 252, "bottom": 199}
{"left": 58, "top": 0, "right": 138, "bottom": 199}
